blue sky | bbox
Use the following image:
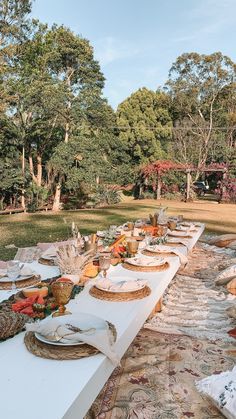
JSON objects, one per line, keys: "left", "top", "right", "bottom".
{"left": 32, "top": 0, "right": 236, "bottom": 109}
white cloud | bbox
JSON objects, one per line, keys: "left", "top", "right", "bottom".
{"left": 94, "top": 36, "right": 140, "bottom": 66}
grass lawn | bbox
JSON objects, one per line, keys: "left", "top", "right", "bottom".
{"left": 0, "top": 197, "right": 236, "bottom": 260}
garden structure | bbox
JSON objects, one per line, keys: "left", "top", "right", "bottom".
{"left": 140, "top": 160, "right": 231, "bottom": 201}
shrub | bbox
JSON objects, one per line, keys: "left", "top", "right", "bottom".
{"left": 89, "top": 185, "right": 122, "bottom": 207}
{"left": 139, "top": 190, "right": 156, "bottom": 199}
{"left": 215, "top": 178, "right": 236, "bottom": 203}
{"left": 164, "top": 192, "right": 182, "bottom": 201}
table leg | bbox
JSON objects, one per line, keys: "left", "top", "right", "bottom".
{"left": 148, "top": 296, "right": 163, "bottom": 319}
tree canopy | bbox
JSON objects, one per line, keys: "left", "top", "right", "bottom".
{"left": 0, "top": 3, "right": 235, "bottom": 209}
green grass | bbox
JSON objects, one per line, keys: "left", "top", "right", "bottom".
{"left": 0, "top": 197, "right": 235, "bottom": 260}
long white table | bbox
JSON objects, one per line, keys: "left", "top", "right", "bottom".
{"left": 0, "top": 224, "right": 204, "bottom": 419}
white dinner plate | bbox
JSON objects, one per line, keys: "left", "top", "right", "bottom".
{"left": 146, "top": 245, "right": 172, "bottom": 253}
{"left": 95, "top": 280, "right": 146, "bottom": 293}
{"left": 35, "top": 332, "right": 85, "bottom": 346}
{"left": 125, "top": 256, "right": 166, "bottom": 267}
{"left": 34, "top": 313, "right": 107, "bottom": 346}
{"left": 41, "top": 255, "right": 57, "bottom": 261}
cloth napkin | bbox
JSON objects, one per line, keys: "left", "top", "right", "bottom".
{"left": 177, "top": 224, "right": 196, "bottom": 232}
{"left": 38, "top": 240, "right": 76, "bottom": 252}
{"left": 40, "top": 246, "right": 57, "bottom": 259}
{"left": 0, "top": 261, "right": 7, "bottom": 269}
{"left": 96, "top": 277, "right": 146, "bottom": 292}
{"left": 168, "top": 229, "right": 193, "bottom": 237}
{"left": 146, "top": 245, "right": 188, "bottom": 265}
{"left": 26, "top": 315, "right": 119, "bottom": 365}
{"left": 167, "top": 237, "right": 190, "bottom": 248}
{"left": 0, "top": 264, "right": 34, "bottom": 278}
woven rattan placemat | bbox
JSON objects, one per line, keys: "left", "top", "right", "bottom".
{"left": 142, "top": 249, "right": 176, "bottom": 257}
{"left": 165, "top": 242, "right": 187, "bottom": 247}
{"left": 24, "top": 322, "right": 116, "bottom": 360}
{"left": 0, "top": 275, "right": 41, "bottom": 290}
{"left": 89, "top": 285, "right": 151, "bottom": 301}
{"left": 168, "top": 234, "right": 192, "bottom": 239}
{"left": 38, "top": 258, "right": 56, "bottom": 266}
{"left": 122, "top": 261, "right": 169, "bottom": 272}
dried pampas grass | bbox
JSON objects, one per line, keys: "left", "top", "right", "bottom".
{"left": 56, "top": 244, "right": 93, "bottom": 275}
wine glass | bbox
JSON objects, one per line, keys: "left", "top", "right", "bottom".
{"left": 7, "top": 260, "right": 21, "bottom": 292}
{"left": 144, "top": 231, "right": 152, "bottom": 247}
{"left": 99, "top": 255, "right": 111, "bottom": 278}
{"left": 127, "top": 239, "right": 139, "bottom": 257}
{"left": 51, "top": 281, "right": 74, "bottom": 317}
{"left": 109, "top": 225, "right": 117, "bottom": 234}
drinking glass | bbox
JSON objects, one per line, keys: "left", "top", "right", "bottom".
{"left": 109, "top": 225, "right": 117, "bottom": 233}
{"left": 144, "top": 231, "right": 152, "bottom": 247}
{"left": 99, "top": 255, "right": 111, "bottom": 278}
{"left": 127, "top": 221, "right": 134, "bottom": 231}
{"left": 127, "top": 240, "right": 139, "bottom": 256}
{"left": 7, "top": 260, "right": 21, "bottom": 291}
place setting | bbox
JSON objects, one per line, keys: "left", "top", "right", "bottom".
{"left": 167, "top": 229, "right": 193, "bottom": 239}
{"left": 142, "top": 244, "right": 188, "bottom": 265}
{"left": 122, "top": 255, "right": 169, "bottom": 272}
{"left": 0, "top": 260, "right": 40, "bottom": 290}
{"left": 24, "top": 312, "right": 118, "bottom": 363}
{"left": 88, "top": 251, "right": 152, "bottom": 301}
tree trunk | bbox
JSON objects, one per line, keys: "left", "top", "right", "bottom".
{"left": 36, "top": 154, "right": 42, "bottom": 186}
{"left": 52, "top": 181, "right": 61, "bottom": 211}
{"left": 186, "top": 170, "right": 192, "bottom": 202}
{"left": 156, "top": 171, "right": 161, "bottom": 200}
{"left": 21, "top": 145, "right": 26, "bottom": 209}
{"left": 29, "top": 155, "right": 37, "bottom": 184}
{"left": 64, "top": 121, "right": 69, "bottom": 143}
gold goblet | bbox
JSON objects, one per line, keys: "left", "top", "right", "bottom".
{"left": 51, "top": 281, "right": 74, "bottom": 317}
{"left": 127, "top": 239, "right": 139, "bottom": 257}
{"left": 127, "top": 222, "right": 134, "bottom": 231}
{"left": 167, "top": 220, "right": 177, "bottom": 231}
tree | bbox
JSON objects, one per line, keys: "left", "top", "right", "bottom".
{"left": 42, "top": 25, "right": 106, "bottom": 210}
{"left": 0, "top": 0, "right": 33, "bottom": 207}
{"left": 116, "top": 88, "right": 172, "bottom": 166}
{"left": 167, "top": 52, "right": 236, "bottom": 174}
{"left": 0, "top": 116, "right": 25, "bottom": 208}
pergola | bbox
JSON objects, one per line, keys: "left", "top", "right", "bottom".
{"left": 140, "top": 160, "right": 228, "bottom": 201}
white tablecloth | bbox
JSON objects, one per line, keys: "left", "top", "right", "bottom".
{"left": 0, "top": 224, "right": 205, "bottom": 419}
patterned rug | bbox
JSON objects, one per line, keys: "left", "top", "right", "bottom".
{"left": 86, "top": 330, "right": 236, "bottom": 419}
{"left": 86, "top": 243, "right": 236, "bottom": 419}
{"left": 145, "top": 243, "right": 236, "bottom": 342}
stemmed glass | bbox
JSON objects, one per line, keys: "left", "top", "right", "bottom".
{"left": 127, "top": 240, "right": 139, "bottom": 257}
{"left": 109, "top": 225, "right": 117, "bottom": 234}
{"left": 99, "top": 255, "right": 111, "bottom": 278}
{"left": 7, "top": 260, "right": 21, "bottom": 292}
{"left": 144, "top": 231, "right": 152, "bottom": 247}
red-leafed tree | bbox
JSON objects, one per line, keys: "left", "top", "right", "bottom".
{"left": 141, "top": 160, "right": 179, "bottom": 199}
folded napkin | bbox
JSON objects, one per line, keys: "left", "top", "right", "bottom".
{"left": 96, "top": 277, "right": 146, "bottom": 292}
{"left": 41, "top": 246, "right": 57, "bottom": 259}
{"left": 96, "top": 231, "right": 106, "bottom": 237}
{"left": 177, "top": 224, "right": 196, "bottom": 232}
{"left": 126, "top": 256, "right": 165, "bottom": 267}
{"left": 168, "top": 229, "right": 192, "bottom": 237}
{"left": 167, "top": 238, "right": 190, "bottom": 247}
{"left": 26, "top": 314, "right": 119, "bottom": 365}
{"left": 0, "top": 261, "right": 7, "bottom": 269}
{"left": 0, "top": 264, "right": 34, "bottom": 279}
{"left": 146, "top": 245, "right": 188, "bottom": 265}
{"left": 38, "top": 240, "right": 76, "bottom": 252}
